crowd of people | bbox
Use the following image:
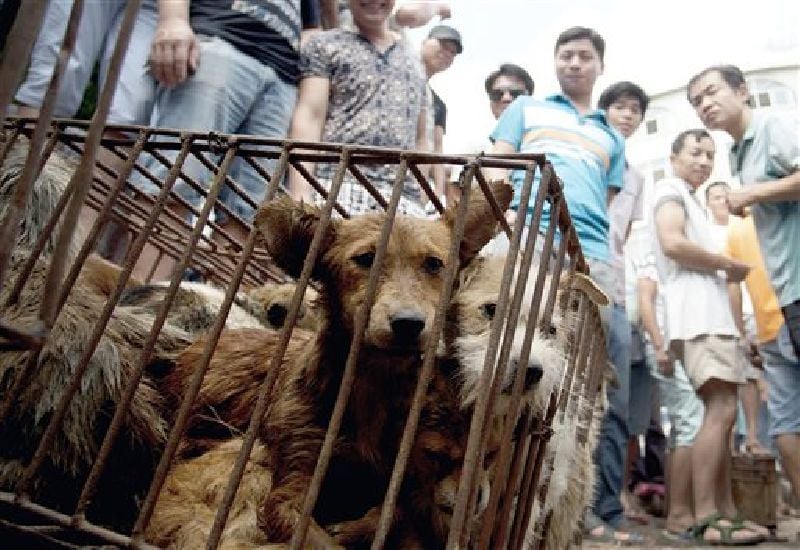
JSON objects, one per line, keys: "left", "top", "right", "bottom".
{"left": 6, "top": 0, "right": 800, "bottom": 546}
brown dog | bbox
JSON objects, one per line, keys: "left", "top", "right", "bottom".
{"left": 154, "top": 182, "right": 511, "bottom": 546}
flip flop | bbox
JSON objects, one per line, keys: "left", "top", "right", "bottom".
{"left": 693, "top": 513, "right": 765, "bottom": 546}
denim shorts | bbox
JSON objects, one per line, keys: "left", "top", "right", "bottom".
{"left": 15, "top": 0, "right": 158, "bottom": 124}
{"left": 759, "top": 339, "right": 800, "bottom": 437}
{"left": 646, "top": 343, "right": 704, "bottom": 448}
{"left": 132, "top": 35, "right": 297, "bottom": 223}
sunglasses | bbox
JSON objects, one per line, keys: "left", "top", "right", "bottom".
{"left": 488, "top": 88, "right": 528, "bottom": 102}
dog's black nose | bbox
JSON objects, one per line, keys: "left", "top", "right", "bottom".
{"left": 267, "top": 303, "right": 288, "bottom": 328}
{"left": 390, "top": 311, "right": 425, "bottom": 342}
{"left": 524, "top": 362, "right": 544, "bottom": 390}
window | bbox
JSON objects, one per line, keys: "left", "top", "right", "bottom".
{"left": 757, "top": 92, "right": 771, "bottom": 107}
{"left": 645, "top": 119, "right": 658, "bottom": 135}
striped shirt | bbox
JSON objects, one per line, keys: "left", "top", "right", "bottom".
{"left": 491, "top": 94, "right": 625, "bottom": 260}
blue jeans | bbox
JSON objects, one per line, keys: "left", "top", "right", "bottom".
{"left": 15, "top": 0, "right": 158, "bottom": 123}
{"left": 135, "top": 35, "right": 297, "bottom": 222}
{"left": 592, "top": 301, "right": 632, "bottom": 527}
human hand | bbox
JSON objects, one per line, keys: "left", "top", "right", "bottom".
{"left": 721, "top": 257, "right": 750, "bottom": 283}
{"left": 656, "top": 348, "right": 674, "bottom": 376}
{"left": 727, "top": 188, "right": 753, "bottom": 216}
{"left": 149, "top": 17, "right": 198, "bottom": 87}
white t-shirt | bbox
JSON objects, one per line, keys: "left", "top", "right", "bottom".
{"left": 650, "top": 178, "right": 738, "bottom": 344}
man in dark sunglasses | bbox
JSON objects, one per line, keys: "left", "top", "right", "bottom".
{"left": 484, "top": 63, "right": 534, "bottom": 119}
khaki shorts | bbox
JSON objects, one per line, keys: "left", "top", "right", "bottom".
{"left": 671, "top": 334, "right": 745, "bottom": 390}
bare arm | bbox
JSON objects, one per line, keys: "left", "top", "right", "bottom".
{"left": 654, "top": 200, "right": 750, "bottom": 282}
{"left": 151, "top": 0, "right": 198, "bottom": 87}
{"left": 287, "top": 76, "right": 331, "bottom": 202}
{"left": 727, "top": 281, "right": 747, "bottom": 338}
{"left": 637, "top": 277, "right": 673, "bottom": 376}
{"left": 727, "top": 171, "right": 800, "bottom": 215}
{"left": 393, "top": 2, "right": 451, "bottom": 27}
{"left": 481, "top": 140, "right": 516, "bottom": 182}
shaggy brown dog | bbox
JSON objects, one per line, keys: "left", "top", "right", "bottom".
{"left": 0, "top": 251, "right": 192, "bottom": 530}
{"left": 155, "top": 183, "right": 511, "bottom": 546}
{"left": 151, "top": 338, "right": 498, "bottom": 550}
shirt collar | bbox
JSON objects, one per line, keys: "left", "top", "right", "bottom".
{"left": 546, "top": 92, "right": 608, "bottom": 122}
{"left": 731, "top": 110, "right": 759, "bottom": 156}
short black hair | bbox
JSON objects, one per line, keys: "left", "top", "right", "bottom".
{"left": 598, "top": 81, "right": 649, "bottom": 116}
{"left": 484, "top": 63, "right": 534, "bottom": 95}
{"left": 554, "top": 26, "right": 605, "bottom": 62}
{"left": 705, "top": 180, "right": 731, "bottom": 202}
{"left": 687, "top": 65, "right": 747, "bottom": 99}
{"left": 671, "top": 129, "right": 712, "bottom": 155}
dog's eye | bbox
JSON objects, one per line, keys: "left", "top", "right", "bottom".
{"left": 480, "top": 302, "right": 497, "bottom": 320}
{"left": 423, "top": 256, "right": 444, "bottom": 275}
{"left": 425, "top": 449, "right": 457, "bottom": 471}
{"left": 351, "top": 251, "right": 375, "bottom": 269}
{"left": 548, "top": 323, "right": 557, "bottom": 336}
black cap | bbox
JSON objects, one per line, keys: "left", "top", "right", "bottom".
{"left": 427, "top": 24, "right": 463, "bottom": 54}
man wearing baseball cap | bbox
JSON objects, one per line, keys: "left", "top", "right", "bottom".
{"left": 420, "top": 24, "right": 462, "bottom": 206}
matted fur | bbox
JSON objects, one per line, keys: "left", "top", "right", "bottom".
{"left": 0, "top": 139, "right": 85, "bottom": 264}
{"left": 0, "top": 251, "right": 192, "bottom": 529}
{"left": 150, "top": 183, "right": 512, "bottom": 547}
{"left": 120, "top": 281, "right": 265, "bottom": 335}
{"left": 154, "top": 334, "right": 497, "bottom": 550}
{"left": 146, "top": 438, "right": 275, "bottom": 550}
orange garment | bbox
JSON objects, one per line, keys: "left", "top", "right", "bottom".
{"left": 725, "top": 215, "right": 783, "bottom": 343}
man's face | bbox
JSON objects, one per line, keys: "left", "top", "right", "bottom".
{"left": 349, "top": 0, "right": 395, "bottom": 30}
{"left": 421, "top": 38, "right": 458, "bottom": 78}
{"left": 554, "top": 38, "right": 603, "bottom": 99}
{"left": 706, "top": 184, "right": 730, "bottom": 224}
{"left": 688, "top": 70, "right": 749, "bottom": 132}
{"left": 488, "top": 75, "right": 529, "bottom": 119}
{"left": 605, "top": 94, "right": 643, "bottom": 139}
{"left": 670, "top": 135, "right": 715, "bottom": 189}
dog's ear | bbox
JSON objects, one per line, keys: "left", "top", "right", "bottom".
{"left": 253, "top": 196, "right": 337, "bottom": 279}
{"left": 444, "top": 180, "right": 513, "bottom": 264}
{"left": 569, "top": 273, "right": 609, "bottom": 307}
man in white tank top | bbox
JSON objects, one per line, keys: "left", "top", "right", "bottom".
{"left": 651, "top": 129, "right": 764, "bottom": 544}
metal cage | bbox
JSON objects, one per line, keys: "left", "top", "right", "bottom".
{"left": 0, "top": 2, "right": 609, "bottom": 548}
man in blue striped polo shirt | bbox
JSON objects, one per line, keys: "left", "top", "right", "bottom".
{"left": 484, "top": 26, "right": 640, "bottom": 545}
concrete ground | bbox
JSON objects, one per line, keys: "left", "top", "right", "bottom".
{"left": 580, "top": 513, "right": 800, "bottom": 548}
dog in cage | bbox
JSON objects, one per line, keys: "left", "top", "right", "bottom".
{"left": 147, "top": 348, "right": 499, "bottom": 549}
{"left": 0, "top": 136, "right": 198, "bottom": 530}
{"left": 145, "top": 182, "right": 513, "bottom": 547}
{"left": 0, "top": 250, "right": 193, "bottom": 531}
{"left": 118, "top": 279, "right": 320, "bottom": 336}
{"left": 521, "top": 282, "right": 615, "bottom": 550}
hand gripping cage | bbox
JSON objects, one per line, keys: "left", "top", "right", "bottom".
{"left": 0, "top": 2, "right": 610, "bottom": 548}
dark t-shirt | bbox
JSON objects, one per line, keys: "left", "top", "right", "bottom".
{"left": 190, "top": 0, "right": 321, "bottom": 84}
{"left": 432, "top": 89, "right": 446, "bottom": 132}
